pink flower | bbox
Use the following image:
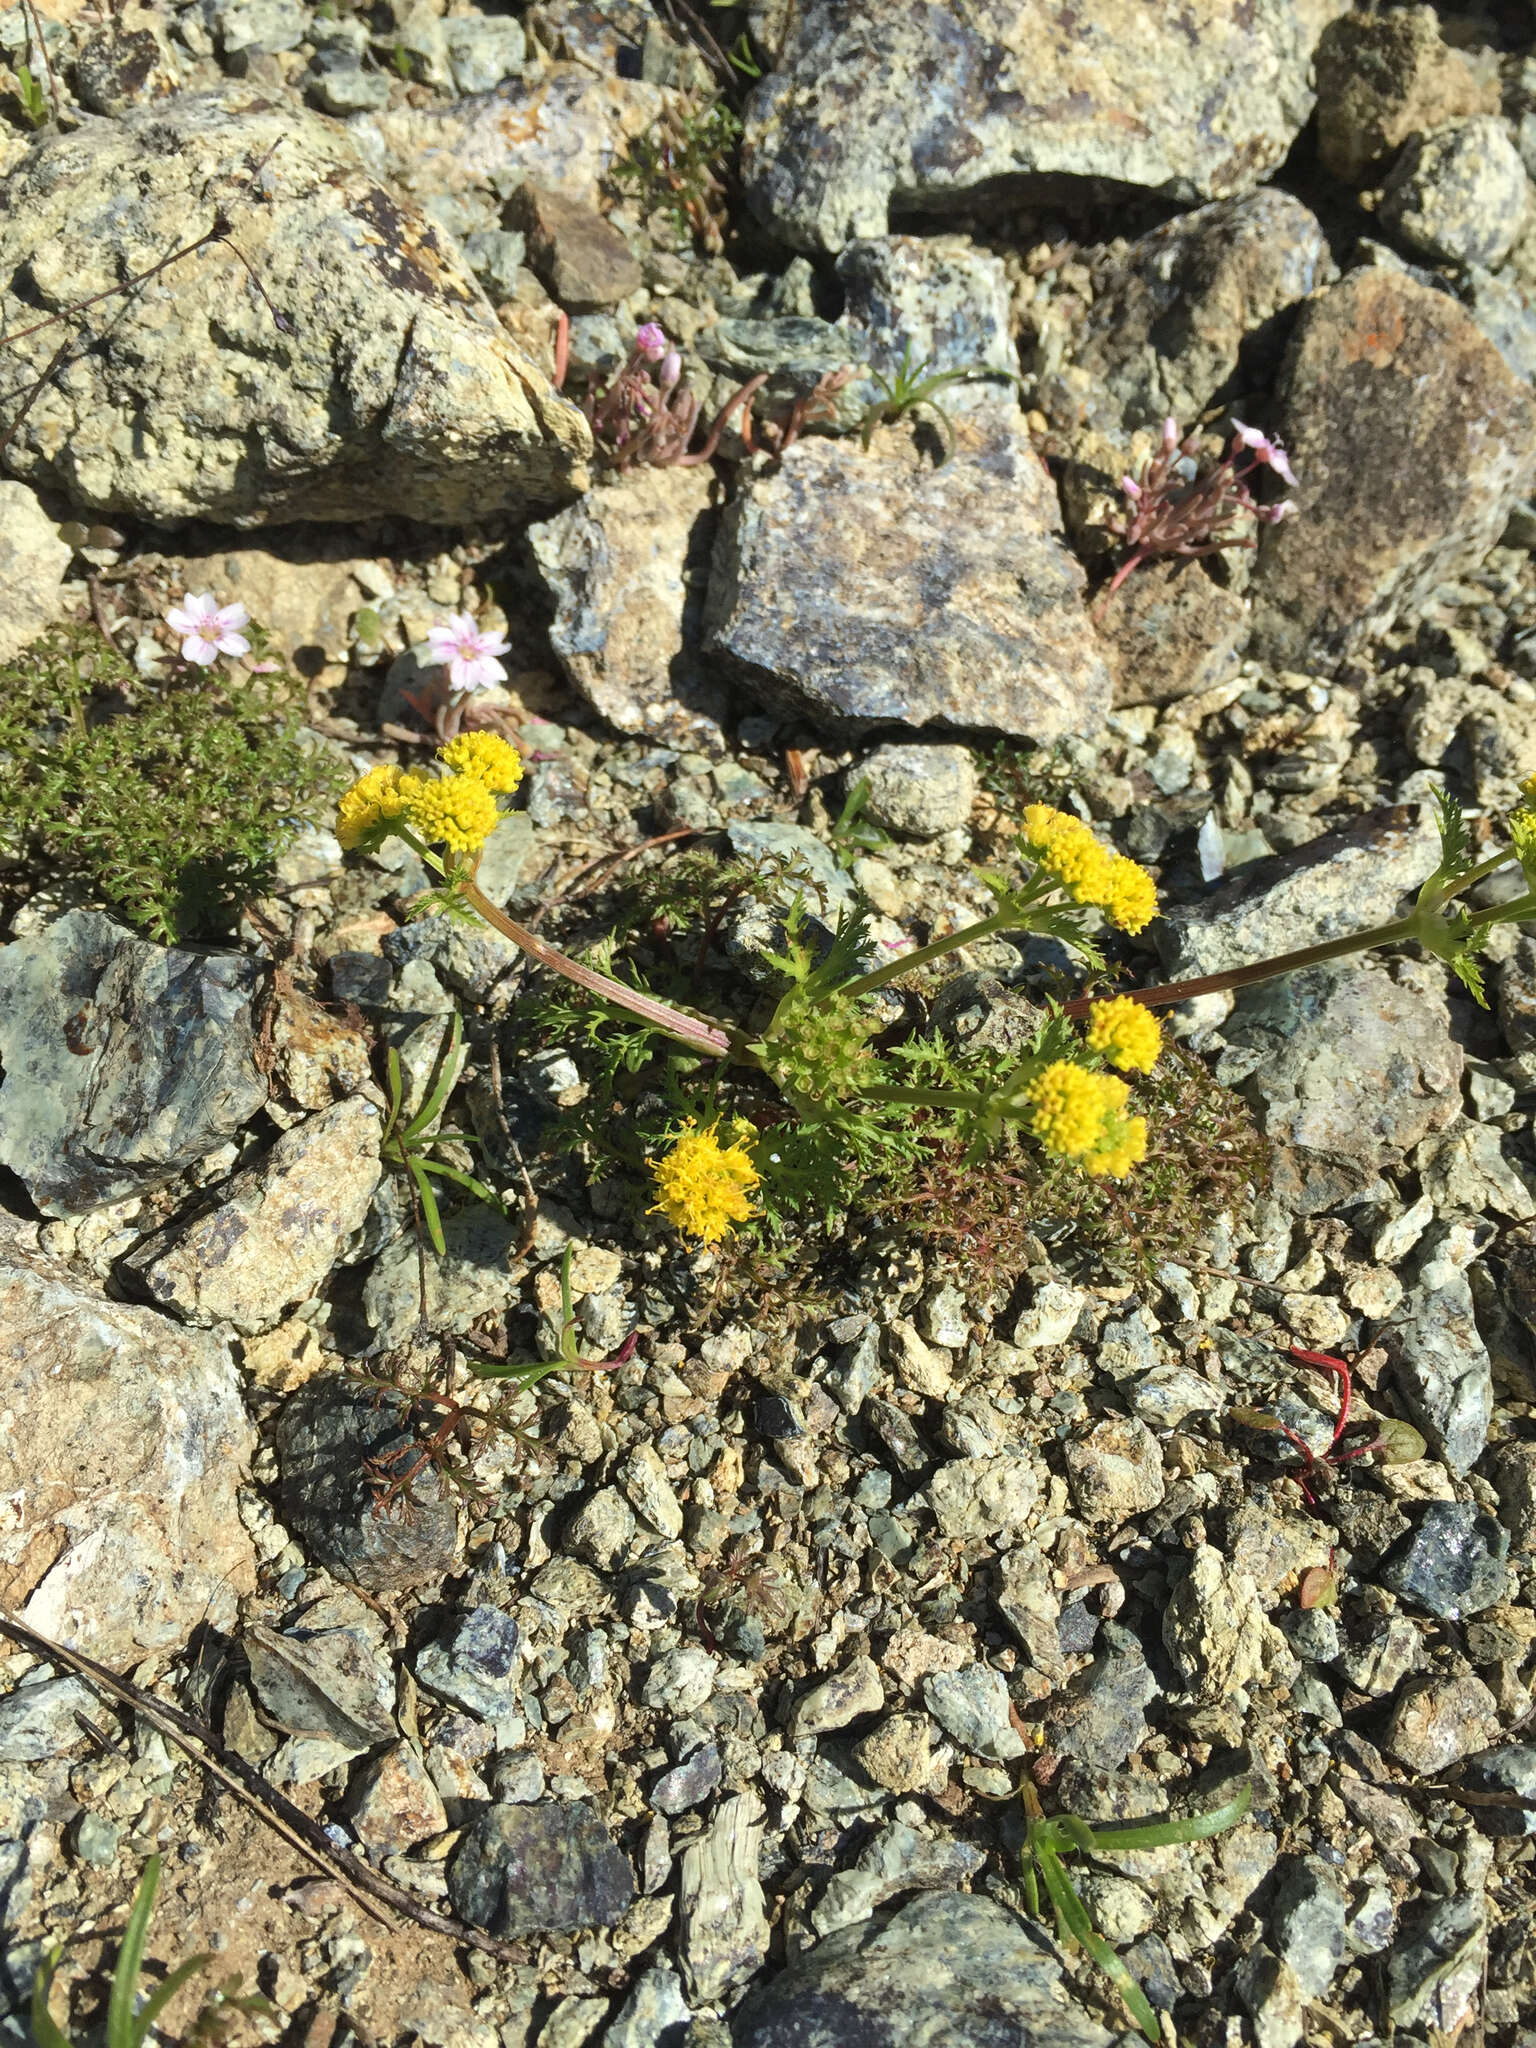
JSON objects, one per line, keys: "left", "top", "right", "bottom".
{"left": 1230, "top": 418, "right": 1299, "bottom": 489}
{"left": 165, "top": 591, "right": 250, "bottom": 665}
{"left": 426, "top": 611, "right": 511, "bottom": 695}
{"left": 635, "top": 322, "right": 668, "bottom": 361}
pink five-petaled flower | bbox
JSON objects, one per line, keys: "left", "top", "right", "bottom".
{"left": 165, "top": 592, "right": 251, "bottom": 665}
{"left": 426, "top": 611, "right": 511, "bottom": 695}
{"left": 635, "top": 321, "right": 668, "bottom": 361}
{"left": 1230, "top": 417, "right": 1299, "bottom": 489}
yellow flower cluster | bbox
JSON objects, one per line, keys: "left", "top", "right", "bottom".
{"left": 1022, "top": 1060, "right": 1148, "bottom": 1179}
{"left": 439, "top": 730, "right": 525, "bottom": 795}
{"left": 1021, "top": 804, "right": 1158, "bottom": 934}
{"left": 336, "top": 764, "right": 409, "bottom": 851}
{"left": 649, "top": 1120, "right": 760, "bottom": 1243}
{"left": 1084, "top": 995, "right": 1162, "bottom": 1074}
{"left": 336, "top": 733, "right": 527, "bottom": 859}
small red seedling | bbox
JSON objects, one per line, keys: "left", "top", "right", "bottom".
{"left": 1234, "top": 1345, "right": 1424, "bottom": 1510}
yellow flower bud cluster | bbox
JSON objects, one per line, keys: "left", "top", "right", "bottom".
{"left": 1084, "top": 995, "right": 1162, "bottom": 1074}
{"left": 336, "top": 732, "right": 525, "bottom": 858}
{"left": 1021, "top": 804, "right": 1158, "bottom": 934}
{"left": 649, "top": 1120, "right": 760, "bottom": 1242}
{"left": 1022, "top": 1060, "right": 1148, "bottom": 1179}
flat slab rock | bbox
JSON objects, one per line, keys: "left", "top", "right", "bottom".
{"left": 0, "top": 86, "right": 590, "bottom": 524}
{"left": 448, "top": 1798, "right": 634, "bottom": 1939}
{"left": 1252, "top": 268, "right": 1536, "bottom": 668}
{"left": 729, "top": 1890, "right": 1113, "bottom": 2048}
{"left": 0, "top": 1214, "right": 256, "bottom": 1665}
{"left": 704, "top": 418, "right": 1111, "bottom": 740}
{"left": 0, "top": 910, "right": 268, "bottom": 1217}
{"left": 740, "top": 0, "right": 1349, "bottom": 253}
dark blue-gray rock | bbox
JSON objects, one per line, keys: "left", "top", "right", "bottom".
{"left": 1459, "top": 1745, "right": 1536, "bottom": 1836}
{"left": 414, "top": 1607, "right": 523, "bottom": 1722}
{"left": 121, "top": 1099, "right": 382, "bottom": 1336}
{"left": 275, "top": 1375, "right": 459, "bottom": 1595}
{"left": 836, "top": 234, "right": 1014, "bottom": 399}
{"left": 739, "top": 0, "right": 1347, "bottom": 254}
{"left": 606, "top": 1963, "right": 693, "bottom": 2048}
{"left": 1388, "top": 1226, "right": 1494, "bottom": 1475}
{"left": 729, "top": 1890, "right": 1114, "bottom": 2048}
{"left": 0, "top": 89, "right": 589, "bottom": 526}
{"left": 1387, "top": 1895, "right": 1485, "bottom": 2032}
{"left": 1379, "top": 1501, "right": 1510, "bottom": 1619}
{"left": 704, "top": 421, "right": 1112, "bottom": 741}
{"left": 650, "top": 1742, "right": 721, "bottom": 1816}
{"left": 1251, "top": 270, "right": 1536, "bottom": 669}
{"left": 1, "top": 1212, "right": 256, "bottom": 1665}
{"left": 1269, "top": 1857, "right": 1349, "bottom": 2000}
{"left": 1064, "top": 190, "right": 1333, "bottom": 436}
{"left": 1045, "top": 1624, "right": 1160, "bottom": 1773}
{"left": 0, "top": 911, "right": 267, "bottom": 1216}
{"left": 1380, "top": 117, "right": 1529, "bottom": 271}
{"left": 1490, "top": 1438, "right": 1536, "bottom": 1551}
{"left": 447, "top": 1799, "right": 634, "bottom": 1938}
{"left": 694, "top": 315, "right": 868, "bottom": 436}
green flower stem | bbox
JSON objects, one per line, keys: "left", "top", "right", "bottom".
{"left": 839, "top": 909, "right": 1017, "bottom": 999}
{"left": 859, "top": 1082, "right": 988, "bottom": 1114}
{"left": 1420, "top": 847, "right": 1513, "bottom": 910}
{"left": 458, "top": 876, "right": 739, "bottom": 1060}
{"left": 1060, "top": 913, "right": 1421, "bottom": 1017}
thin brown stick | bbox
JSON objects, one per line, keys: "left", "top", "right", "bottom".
{"left": 529, "top": 826, "right": 700, "bottom": 924}
{"left": 0, "top": 1612, "right": 521, "bottom": 1962}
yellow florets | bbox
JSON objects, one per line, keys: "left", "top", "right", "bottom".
{"left": 1022, "top": 1060, "right": 1144, "bottom": 1177}
{"left": 1021, "top": 803, "right": 1158, "bottom": 934}
{"left": 649, "top": 1120, "right": 760, "bottom": 1244}
{"left": 1085, "top": 996, "right": 1163, "bottom": 1074}
{"left": 336, "top": 763, "right": 410, "bottom": 851}
{"left": 399, "top": 770, "right": 502, "bottom": 856}
{"left": 438, "top": 731, "right": 525, "bottom": 795}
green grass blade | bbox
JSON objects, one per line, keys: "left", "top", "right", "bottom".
{"left": 409, "top": 1158, "right": 446, "bottom": 1256}
{"left": 30, "top": 1947, "right": 72, "bottom": 2048}
{"left": 106, "top": 1859, "right": 160, "bottom": 2048}
{"left": 402, "top": 1012, "right": 463, "bottom": 1141}
{"left": 130, "top": 1956, "right": 212, "bottom": 2048}
{"left": 1079, "top": 1782, "right": 1251, "bottom": 1854}
{"left": 1036, "top": 1847, "right": 1159, "bottom": 2044}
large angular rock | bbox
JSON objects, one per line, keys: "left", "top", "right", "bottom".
{"left": 122, "top": 1098, "right": 382, "bottom": 1336}
{"left": 1314, "top": 6, "right": 1500, "bottom": 186}
{"left": 740, "top": 0, "right": 1349, "bottom": 254}
{"left": 0, "top": 1215, "right": 256, "bottom": 1664}
{"left": 1380, "top": 117, "right": 1530, "bottom": 272}
{"left": 1066, "top": 191, "right": 1334, "bottom": 436}
{"left": 0, "top": 88, "right": 589, "bottom": 525}
{"left": 0, "top": 911, "right": 268, "bottom": 1216}
{"left": 704, "top": 418, "right": 1111, "bottom": 739}
{"left": 448, "top": 1799, "right": 634, "bottom": 1939}
{"left": 729, "top": 1890, "right": 1113, "bottom": 2048}
{"left": 1251, "top": 271, "right": 1536, "bottom": 669}
{"left": 527, "top": 464, "right": 728, "bottom": 743}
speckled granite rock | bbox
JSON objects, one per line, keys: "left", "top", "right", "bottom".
{"left": 1251, "top": 270, "right": 1536, "bottom": 669}
{"left": 0, "top": 482, "right": 71, "bottom": 662}
{"left": 0, "top": 1214, "right": 256, "bottom": 1664}
{"left": 1380, "top": 116, "right": 1530, "bottom": 272}
{"left": 740, "top": 0, "right": 1349, "bottom": 254}
{"left": 704, "top": 418, "right": 1111, "bottom": 740}
{"left": 0, "top": 87, "right": 590, "bottom": 524}
{"left": 1314, "top": 6, "right": 1499, "bottom": 186}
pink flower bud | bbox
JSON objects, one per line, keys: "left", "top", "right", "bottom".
{"left": 1161, "top": 416, "right": 1180, "bottom": 453}
{"left": 635, "top": 322, "right": 667, "bottom": 361}
{"left": 658, "top": 349, "right": 682, "bottom": 391}
{"left": 1120, "top": 474, "right": 1142, "bottom": 501}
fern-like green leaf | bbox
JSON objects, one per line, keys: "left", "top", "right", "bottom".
{"left": 1432, "top": 784, "right": 1475, "bottom": 881}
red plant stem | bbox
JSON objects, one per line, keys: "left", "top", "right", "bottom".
{"left": 1058, "top": 913, "right": 1421, "bottom": 1018}
{"left": 459, "top": 876, "right": 736, "bottom": 1059}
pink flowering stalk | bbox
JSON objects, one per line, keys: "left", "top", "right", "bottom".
{"left": 165, "top": 592, "right": 251, "bottom": 664}
{"left": 427, "top": 612, "right": 511, "bottom": 694}
{"left": 1096, "top": 415, "right": 1298, "bottom": 612}
{"left": 583, "top": 324, "right": 765, "bottom": 471}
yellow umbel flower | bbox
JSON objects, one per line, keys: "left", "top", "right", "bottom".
{"left": 438, "top": 731, "right": 524, "bottom": 795}
{"left": 1085, "top": 1113, "right": 1148, "bottom": 1179}
{"left": 1021, "top": 804, "right": 1158, "bottom": 933}
{"left": 649, "top": 1120, "right": 760, "bottom": 1244}
{"left": 1022, "top": 1061, "right": 1130, "bottom": 1162}
{"left": 337, "top": 763, "right": 409, "bottom": 852}
{"left": 1085, "top": 996, "right": 1162, "bottom": 1074}
{"left": 400, "top": 771, "right": 501, "bottom": 856}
